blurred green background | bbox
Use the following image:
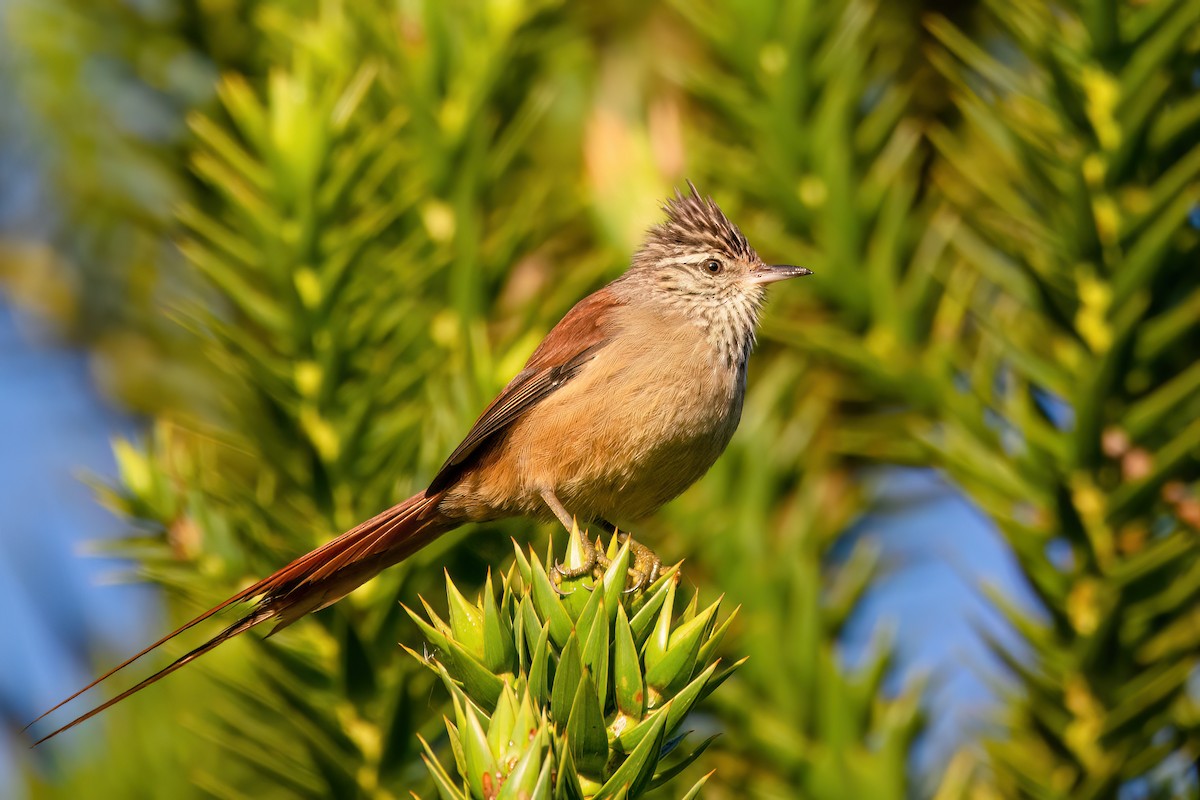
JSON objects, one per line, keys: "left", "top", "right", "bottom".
{"left": 1, "top": 0, "right": 1198, "bottom": 797}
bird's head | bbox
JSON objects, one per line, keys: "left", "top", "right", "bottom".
{"left": 625, "top": 183, "right": 810, "bottom": 366}
{"left": 630, "top": 183, "right": 809, "bottom": 304}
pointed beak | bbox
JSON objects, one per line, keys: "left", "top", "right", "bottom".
{"left": 748, "top": 264, "right": 813, "bottom": 285}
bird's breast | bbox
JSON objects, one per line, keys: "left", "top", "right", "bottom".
{"left": 440, "top": 305, "right": 749, "bottom": 525}
{"left": 513, "top": 312, "right": 745, "bottom": 520}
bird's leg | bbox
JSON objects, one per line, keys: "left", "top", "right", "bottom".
{"left": 540, "top": 488, "right": 598, "bottom": 585}
{"left": 593, "top": 520, "right": 662, "bottom": 593}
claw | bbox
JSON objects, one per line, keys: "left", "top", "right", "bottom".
{"left": 598, "top": 530, "right": 663, "bottom": 594}
{"left": 622, "top": 561, "right": 659, "bottom": 594}
{"left": 549, "top": 566, "right": 573, "bottom": 596}
{"left": 551, "top": 519, "right": 597, "bottom": 593}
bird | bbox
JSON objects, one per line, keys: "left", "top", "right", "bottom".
{"left": 28, "top": 182, "right": 811, "bottom": 744}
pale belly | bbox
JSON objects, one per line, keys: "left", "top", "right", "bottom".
{"left": 440, "top": 331, "right": 746, "bottom": 524}
{"left": 546, "top": 396, "right": 741, "bottom": 521}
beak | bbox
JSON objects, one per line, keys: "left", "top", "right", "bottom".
{"left": 749, "top": 264, "right": 813, "bottom": 285}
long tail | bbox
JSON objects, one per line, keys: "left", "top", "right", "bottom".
{"left": 27, "top": 490, "right": 454, "bottom": 745}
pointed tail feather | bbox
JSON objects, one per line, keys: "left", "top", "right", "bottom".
{"left": 31, "top": 609, "right": 271, "bottom": 746}
{"left": 22, "top": 572, "right": 273, "bottom": 734}
{"left": 29, "top": 490, "right": 453, "bottom": 744}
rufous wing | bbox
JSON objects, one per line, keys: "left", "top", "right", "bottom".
{"left": 427, "top": 286, "right": 624, "bottom": 493}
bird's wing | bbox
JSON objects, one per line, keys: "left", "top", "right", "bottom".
{"left": 427, "top": 286, "right": 622, "bottom": 492}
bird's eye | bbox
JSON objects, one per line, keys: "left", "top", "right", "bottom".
{"left": 704, "top": 259, "right": 723, "bottom": 274}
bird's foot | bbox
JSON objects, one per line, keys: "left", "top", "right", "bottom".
{"left": 550, "top": 520, "right": 662, "bottom": 595}
{"left": 551, "top": 519, "right": 600, "bottom": 593}
{"left": 595, "top": 531, "right": 662, "bottom": 594}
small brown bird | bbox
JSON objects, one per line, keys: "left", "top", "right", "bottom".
{"left": 29, "top": 183, "right": 810, "bottom": 743}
